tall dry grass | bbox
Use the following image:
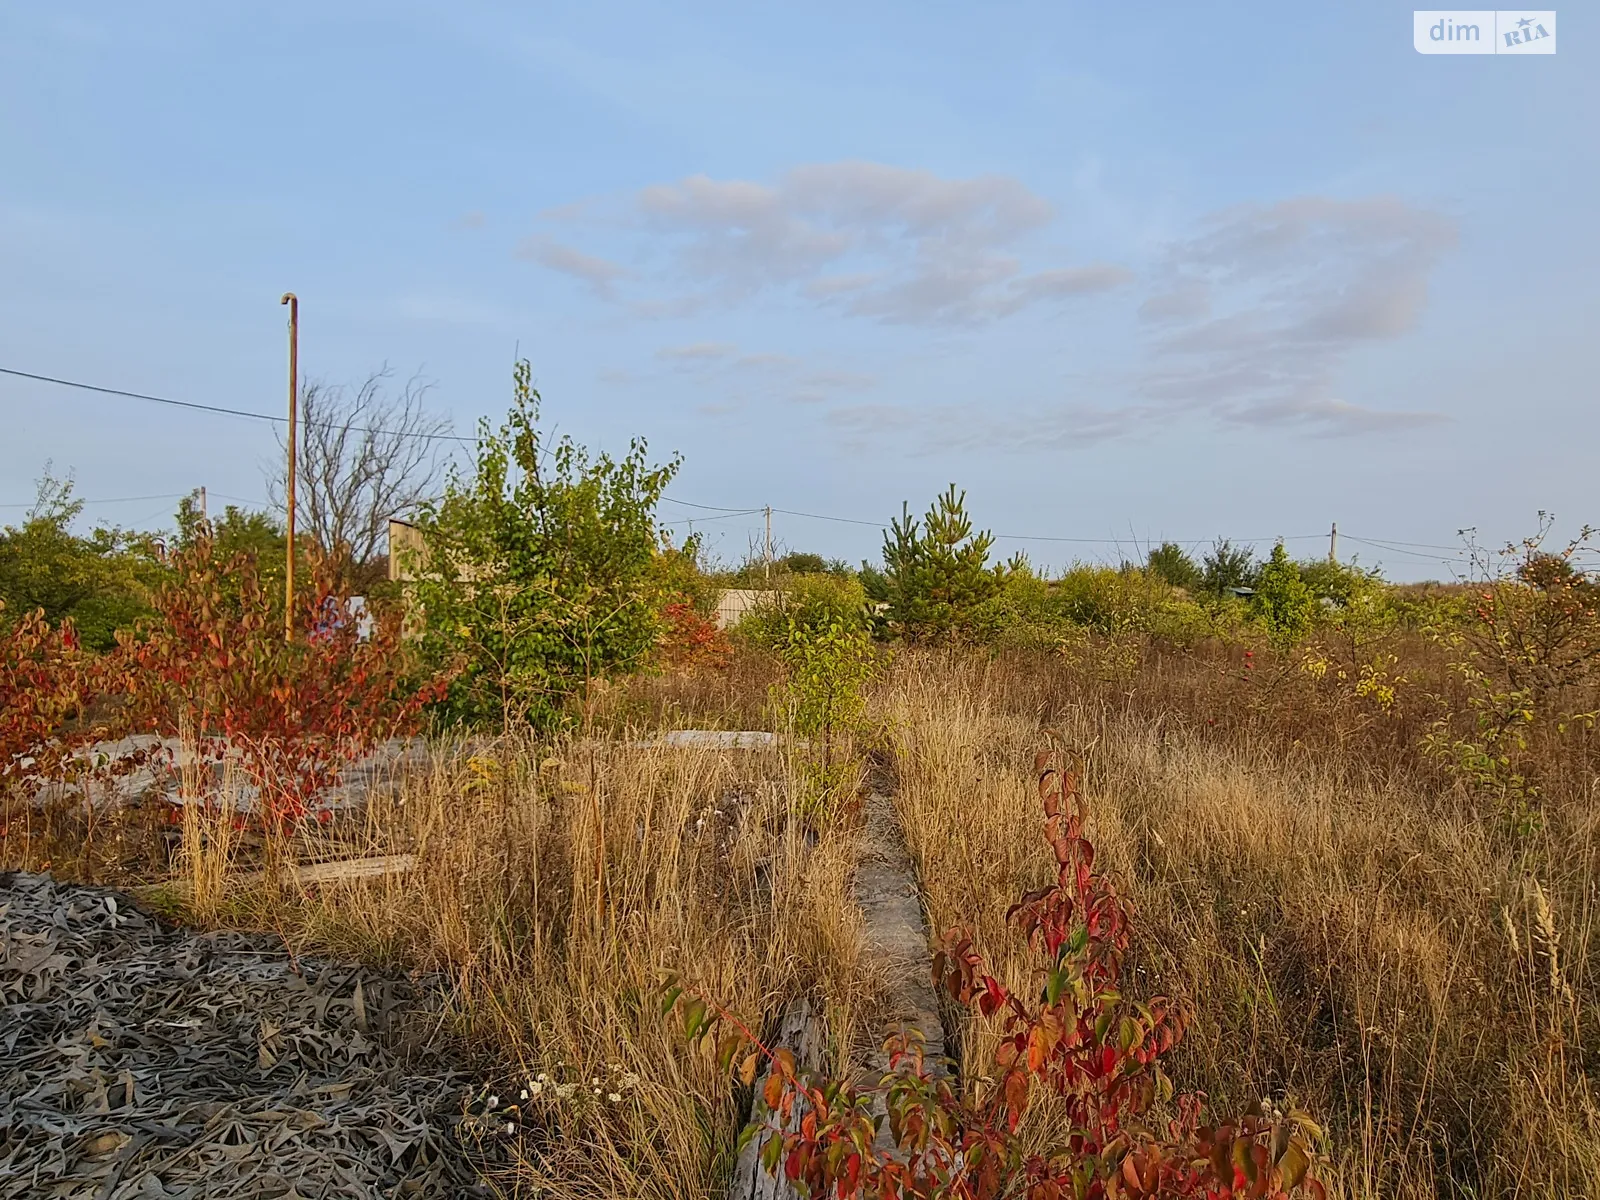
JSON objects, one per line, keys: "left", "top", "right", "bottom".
{"left": 259, "top": 734, "right": 869, "bottom": 1199}
{"left": 881, "top": 651, "right": 1600, "bottom": 1200}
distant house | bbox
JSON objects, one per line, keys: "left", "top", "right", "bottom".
{"left": 714, "top": 589, "right": 775, "bottom": 628}
{"left": 388, "top": 517, "right": 426, "bottom": 582}
{"left": 1227, "top": 586, "right": 1256, "bottom": 598}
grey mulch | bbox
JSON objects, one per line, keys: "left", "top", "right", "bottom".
{"left": 0, "top": 872, "right": 496, "bottom": 1199}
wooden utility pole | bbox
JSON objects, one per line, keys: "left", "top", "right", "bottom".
{"left": 280, "top": 292, "right": 299, "bottom": 642}
{"left": 764, "top": 505, "right": 773, "bottom": 580}
{"left": 1329, "top": 521, "right": 1338, "bottom": 564}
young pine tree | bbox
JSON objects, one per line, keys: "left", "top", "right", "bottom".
{"left": 879, "top": 485, "right": 999, "bottom": 644}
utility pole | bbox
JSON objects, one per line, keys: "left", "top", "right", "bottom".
{"left": 280, "top": 292, "right": 298, "bottom": 643}
{"left": 763, "top": 505, "right": 773, "bottom": 581}
{"left": 1329, "top": 521, "right": 1338, "bottom": 564}
{"left": 198, "top": 486, "right": 207, "bottom": 522}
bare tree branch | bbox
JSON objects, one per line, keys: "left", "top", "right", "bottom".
{"left": 267, "top": 366, "right": 453, "bottom": 589}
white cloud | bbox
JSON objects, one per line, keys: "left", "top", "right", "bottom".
{"left": 522, "top": 161, "right": 1125, "bottom": 324}
{"left": 515, "top": 237, "right": 628, "bottom": 298}
{"left": 1133, "top": 195, "right": 1458, "bottom": 432}
{"left": 656, "top": 342, "right": 738, "bottom": 361}
{"left": 817, "top": 194, "right": 1459, "bottom": 450}
{"left": 1139, "top": 282, "right": 1210, "bottom": 322}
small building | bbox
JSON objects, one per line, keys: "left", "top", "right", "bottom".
{"left": 714, "top": 589, "right": 776, "bottom": 629}
{"left": 388, "top": 517, "right": 426, "bottom": 582}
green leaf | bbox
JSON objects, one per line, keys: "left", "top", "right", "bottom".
{"left": 681, "top": 997, "right": 707, "bottom": 1042}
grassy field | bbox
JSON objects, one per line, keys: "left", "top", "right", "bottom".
{"left": 6, "top": 630, "right": 1598, "bottom": 1198}
{"left": 884, "top": 645, "right": 1599, "bottom": 1199}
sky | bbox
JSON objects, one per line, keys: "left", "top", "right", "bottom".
{"left": 1, "top": 2, "right": 1594, "bottom": 579}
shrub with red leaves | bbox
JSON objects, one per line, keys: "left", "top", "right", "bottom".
{"left": 658, "top": 598, "right": 730, "bottom": 670}
{"left": 118, "top": 534, "right": 452, "bottom": 824}
{"left": 668, "top": 744, "right": 1325, "bottom": 1200}
{"left": 0, "top": 602, "right": 131, "bottom": 794}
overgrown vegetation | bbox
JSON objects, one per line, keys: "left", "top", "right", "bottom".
{"left": 7, "top": 415, "right": 1599, "bottom": 1199}
{"left": 408, "top": 360, "right": 681, "bottom": 730}
{"left": 670, "top": 744, "right": 1324, "bottom": 1199}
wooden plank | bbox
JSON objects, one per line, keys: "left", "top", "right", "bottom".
{"left": 726, "top": 997, "right": 825, "bottom": 1200}
{"left": 854, "top": 790, "right": 950, "bottom": 1156}
{"left": 277, "top": 854, "right": 416, "bottom": 885}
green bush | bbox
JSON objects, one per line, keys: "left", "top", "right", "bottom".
{"left": 1252, "top": 543, "right": 1316, "bottom": 645}
{"left": 1146, "top": 541, "right": 1201, "bottom": 590}
{"left": 1201, "top": 538, "right": 1258, "bottom": 595}
{"left": 0, "top": 471, "right": 161, "bottom": 651}
{"left": 772, "top": 614, "right": 877, "bottom": 818}
{"left": 970, "top": 565, "right": 1065, "bottom": 649}
{"left": 736, "top": 573, "right": 869, "bottom": 650}
{"left": 410, "top": 360, "right": 680, "bottom": 730}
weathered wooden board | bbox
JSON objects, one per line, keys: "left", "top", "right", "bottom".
{"left": 725, "top": 997, "right": 826, "bottom": 1200}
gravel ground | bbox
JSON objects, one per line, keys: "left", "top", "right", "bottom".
{"left": 0, "top": 872, "right": 492, "bottom": 1199}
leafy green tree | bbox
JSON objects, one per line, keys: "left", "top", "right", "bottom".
{"left": 1146, "top": 541, "right": 1201, "bottom": 590}
{"left": 175, "top": 492, "right": 293, "bottom": 592}
{"left": 1201, "top": 538, "right": 1258, "bottom": 596}
{"left": 1253, "top": 543, "right": 1316, "bottom": 644}
{"left": 773, "top": 615, "right": 877, "bottom": 818}
{"left": 876, "top": 485, "right": 1000, "bottom": 643}
{"left": 779, "top": 551, "right": 829, "bottom": 575}
{"left": 410, "top": 360, "right": 680, "bottom": 729}
{"left": 0, "top": 470, "right": 159, "bottom": 650}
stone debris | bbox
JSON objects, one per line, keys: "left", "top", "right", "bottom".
{"left": 0, "top": 871, "right": 490, "bottom": 1199}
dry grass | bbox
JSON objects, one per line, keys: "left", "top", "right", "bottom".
{"left": 9, "top": 632, "right": 1599, "bottom": 1199}
{"left": 881, "top": 650, "right": 1600, "bottom": 1200}
{"left": 244, "top": 734, "right": 868, "bottom": 1199}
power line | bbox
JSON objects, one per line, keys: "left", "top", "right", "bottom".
{"left": 1344, "top": 535, "right": 1465, "bottom": 565}
{"left": 0, "top": 492, "right": 185, "bottom": 510}
{"left": 0, "top": 365, "right": 1500, "bottom": 560}
{"left": 660, "top": 495, "right": 763, "bottom": 515}
{"left": 1351, "top": 535, "right": 1467, "bottom": 554}
{"left": 661, "top": 509, "right": 765, "bottom": 526}
{"left": 209, "top": 492, "right": 270, "bottom": 506}
{"left": 770, "top": 506, "right": 890, "bottom": 529}
{"left": 0, "top": 366, "right": 477, "bottom": 445}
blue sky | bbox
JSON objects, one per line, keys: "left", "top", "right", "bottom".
{"left": 2, "top": 2, "right": 1593, "bottom": 577}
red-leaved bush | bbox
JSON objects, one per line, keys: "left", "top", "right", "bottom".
{"left": 668, "top": 745, "right": 1324, "bottom": 1199}
{"left": 658, "top": 598, "right": 731, "bottom": 671}
{"left": 0, "top": 602, "right": 145, "bottom": 798}
{"left": 118, "top": 534, "right": 451, "bottom": 824}
{"left": 2, "top": 602, "right": 90, "bottom": 788}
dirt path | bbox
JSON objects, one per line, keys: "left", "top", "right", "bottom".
{"left": 726, "top": 772, "right": 947, "bottom": 1197}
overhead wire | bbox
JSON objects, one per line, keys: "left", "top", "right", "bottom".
{"left": 0, "top": 366, "right": 478, "bottom": 445}
{"left": 0, "top": 363, "right": 1499, "bottom": 560}
{"left": 0, "top": 492, "right": 185, "bottom": 509}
